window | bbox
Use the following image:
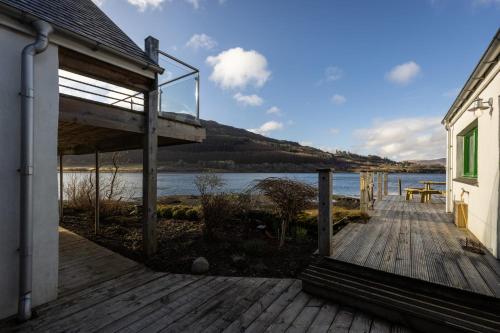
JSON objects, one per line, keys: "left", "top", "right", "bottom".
{"left": 463, "top": 126, "right": 478, "bottom": 178}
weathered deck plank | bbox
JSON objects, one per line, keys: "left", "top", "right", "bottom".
{"left": 330, "top": 195, "right": 500, "bottom": 298}
{"left": 1, "top": 228, "right": 411, "bottom": 332}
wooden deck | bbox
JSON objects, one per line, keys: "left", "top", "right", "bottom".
{"left": 330, "top": 195, "right": 500, "bottom": 297}
{"left": 1, "top": 228, "right": 411, "bottom": 332}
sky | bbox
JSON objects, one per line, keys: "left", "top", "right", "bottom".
{"left": 93, "top": 0, "right": 500, "bottom": 161}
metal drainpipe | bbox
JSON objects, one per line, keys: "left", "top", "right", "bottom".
{"left": 18, "top": 20, "right": 53, "bottom": 322}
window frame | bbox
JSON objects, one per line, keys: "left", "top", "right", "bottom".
{"left": 462, "top": 125, "right": 478, "bottom": 178}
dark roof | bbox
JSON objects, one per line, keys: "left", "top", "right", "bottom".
{"left": 0, "top": 0, "right": 158, "bottom": 69}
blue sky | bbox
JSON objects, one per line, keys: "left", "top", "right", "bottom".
{"left": 94, "top": 0, "right": 499, "bottom": 160}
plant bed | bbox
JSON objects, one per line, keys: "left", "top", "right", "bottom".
{"left": 60, "top": 199, "right": 367, "bottom": 278}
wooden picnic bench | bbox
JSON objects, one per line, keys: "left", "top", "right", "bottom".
{"left": 405, "top": 188, "right": 442, "bottom": 203}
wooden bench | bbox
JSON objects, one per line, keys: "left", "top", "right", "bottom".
{"left": 405, "top": 188, "right": 423, "bottom": 201}
{"left": 420, "top": 189, "right": 442, "bottom": 203}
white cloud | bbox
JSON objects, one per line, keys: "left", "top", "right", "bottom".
{"left": 386, "top": 61, "right": 421, "bottom": 85}
{"left": 127, "top": 0, "right": 166, "bottom": 11}
{"left": 186, "top": 0, "right": 202, "bottom": 9}
{"left": 353, "top": 116, "right": 445, "bottom": 160}
{"left": 472, "top": 0, "right": 500, "bottom": 6}
{"left": 206, "top": 47, "right": 271, "bottom": 89}
{"left": 233, "top": 93, "right": 263, "bottom": 106}
{"left": 186, "top": 33, "right": 217, "bottom": 50}
{"left": 330, "top": 128, "right": 340, "bottom": 135}
{"left": 324, "top": 66, "right": 343, "bottom": 82}
{"left": 299, "top": 141, "right": 313, "bottom": 146}
{"left": 331, "top": 94, "right": 346, "bottom": 105}
{"left": 248, "top": 121, "right": 284, "bottom": 136}
{"left": 266, "top": 106, "right": 282, "bottom": 115}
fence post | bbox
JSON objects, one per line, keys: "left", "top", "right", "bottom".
{"left": 368, "top": 172, "right": 374, "bottom": 209}
{"left": 377, "top": 172, "right": 382, "bottom": 200}
{"left": 317, "top": 168, "right": 333, "bottom": 257}
{"left": 398, "top": 178, "right": 402, "bottom": 196}
{"left": 383, "top": 172, "right": 388, "bottom": 196}
{"left": 360, "top": 172, "right": 368, "bottom": 213}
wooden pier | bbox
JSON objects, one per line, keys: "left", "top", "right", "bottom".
{"left": 1, "top": 228, "right": 411, "bottom": 332}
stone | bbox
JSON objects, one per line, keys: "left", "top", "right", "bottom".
{"left": 231, "top": 254, "right": 247, "bottom": 269}
{"left": 191, "top": 257, "right": 209, "bottom": 274}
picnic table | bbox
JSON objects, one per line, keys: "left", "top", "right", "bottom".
{"left": 418, "top": 180, "right": 446, "bottom": 203}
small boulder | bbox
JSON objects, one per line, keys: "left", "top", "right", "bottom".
{"left": 231, "top": 254, "right": 247, "bottom": 269}
{"left": 191, "top": 257, "right": 209, "bottom": 274}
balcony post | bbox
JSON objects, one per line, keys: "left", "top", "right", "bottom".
{"left": 317, "top": 168, "right": 333, "bottom": 256}
{"left": 59, "top": 155, "right": 64, "bottom": 224}
{"left": 95, "top": 150, "right": 100, "bottom": 234}
{"left": 143, "top": 36, "right": 159, "bottom": 257}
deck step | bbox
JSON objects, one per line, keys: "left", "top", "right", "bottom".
{"left": 300, "top": 258, "right": 500, "bottom": 333}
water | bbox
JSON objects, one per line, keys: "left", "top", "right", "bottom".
{"left": 60, "top": 172, "right": 445, "bottom": 199}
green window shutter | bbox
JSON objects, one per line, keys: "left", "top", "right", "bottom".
{"left": 473, "top": 126, "right": 478, "bottom": 177}
{"left": 462, "top": 126, "right": 478, "bottom": 178}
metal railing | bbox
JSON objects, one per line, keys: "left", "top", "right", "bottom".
{"left": 58, "top": 70, "right": 144, "bottom": 111}
{"left": 58, "top": 50, "right": 200, "bottom": 121}
{"left": 158, "top": 50, "right": 200, "bottom": 120}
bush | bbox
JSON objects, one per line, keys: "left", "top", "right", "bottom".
{"left": 172, "top": 206, "right": 189, "bottom": 220}
{"left": 157, "top": 205, "right": 174, "bottom": 219}
{"left": 242, "top": 239, "right": 268, "bottom": 257}
{"left": 185, "top": 208, "right": 199, "bottom": 221}
{"left": 296, "top": 227, "right": 309, "bottom": 242}
{"left": 254, "top": 178, "right": 317, "bottom": 247}
{"left": 195, "top": 174, "right": 235, "bottom": 239}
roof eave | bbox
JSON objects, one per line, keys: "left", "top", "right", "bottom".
{"left": 0, "top": 2, "right": 164, "bottom": 76}
{"left": 442, "top": 29, "right": 500, "bottom": 125}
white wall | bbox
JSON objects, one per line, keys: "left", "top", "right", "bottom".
{"left": 0, "top": 25, "right": 59, "bottom": 319}
{"left": 447, "top": 62, "right": 500, "bottom": 258}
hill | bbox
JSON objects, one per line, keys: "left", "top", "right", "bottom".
{"left": 64, "top": 120, "right": 444, "bottom": 173}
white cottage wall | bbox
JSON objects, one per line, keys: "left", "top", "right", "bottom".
{"left": 0, "top": 25, "right": 59, "bottom": 319}
{"left": 448, "top": 62, "right": 500, "bottom": 258}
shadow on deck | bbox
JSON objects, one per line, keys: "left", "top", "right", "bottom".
{"left": 1, "top": 228, "right": 410, "bottom": 332}
{"left": 302, "top": 195, "right": 500, "bottom": 332}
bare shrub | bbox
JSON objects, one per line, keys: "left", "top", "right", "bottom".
{"left": 254, "top": 177, "right": 317, "bottom": 248}
{"left": 194, "top": 174, "right": 234, "bottom": 239}
{"left": 64, "top": 153, "right": 134, "bottom": 218}
{"left": 64, "top": 173, "right": 95, "bottom": 210}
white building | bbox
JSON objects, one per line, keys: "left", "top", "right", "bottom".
{"left": 0, "top": 0, "right": 204, "bottom": 321}
{"left": 443, "top": 29, "right": 500, "bottom": 258}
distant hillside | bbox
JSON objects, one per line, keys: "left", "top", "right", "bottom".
{"left": 64, "top": 120, "right": 444, "bottom": 173}
{"left": 406, "top": 158, "right": 446, "bottom": 166}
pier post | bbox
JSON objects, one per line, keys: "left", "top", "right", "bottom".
{"left": 317, "top": 168, "right": 333, "bottom": 256}
{"left": 360, "top": 172, "right": 368, "bottom": 213}
{"left": 383, "top": 172, "right": 388, "bottom": 196}
{"left": 95, "top": 150, "right": 100, "bottom": 234}
{"left": 398, "top": 178, "right": 402, "bottom": 196}
{"left": 368, "top": 172, "right": 374, "bottom": 209}
{"left": 377, "top": 172, "right": 382, "bottom": 200}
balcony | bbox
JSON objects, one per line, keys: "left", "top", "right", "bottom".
{"left": 57, "top": 49, "right": 205, "bottom": 155}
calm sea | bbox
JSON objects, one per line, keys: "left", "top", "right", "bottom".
{"left": 60, "top": 172, "right": 445, "bottom": 199}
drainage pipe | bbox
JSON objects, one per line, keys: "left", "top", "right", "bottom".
{"left": 18, "top": 20, "right": 53, "bottom": 322}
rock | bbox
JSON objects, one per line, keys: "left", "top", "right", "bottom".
{"left": 191, "top": 257, "right": 209, "bottom": 274}
{"left": 251, "top": 261, "right": 268, "bottom": 272}
{"left": 231, "top": 254, "right": 247, "bottom": 269}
